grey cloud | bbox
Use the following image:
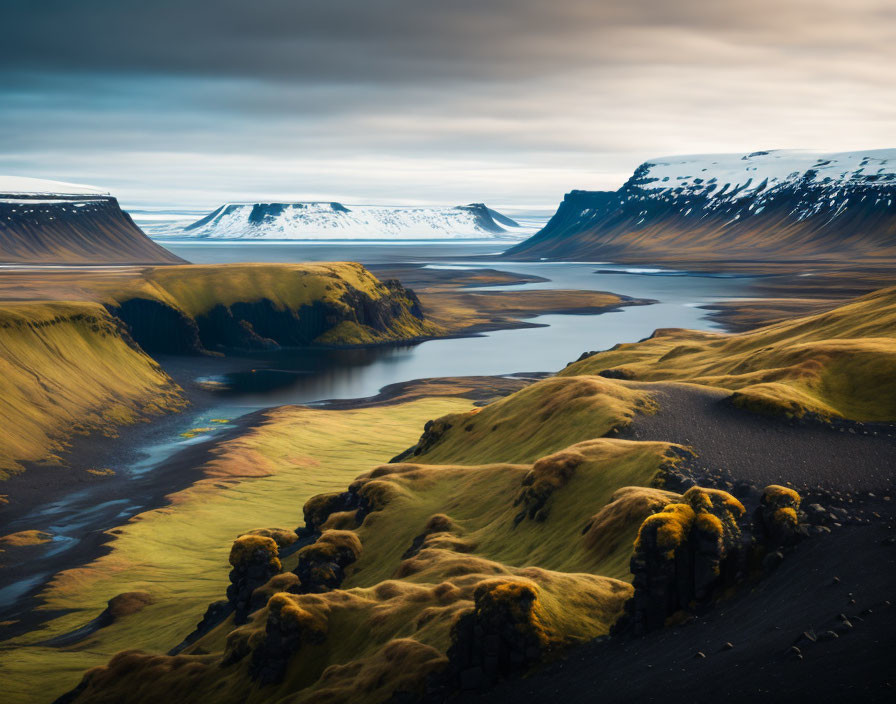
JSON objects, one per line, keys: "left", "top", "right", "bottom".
{"left": 2, "top": 0, "right": 892, "bottom": 84}
{"left": 0, "top": 0, "right": 893, "bottom": 208}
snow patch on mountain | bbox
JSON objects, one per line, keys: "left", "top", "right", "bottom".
{"left": 629, "top": 149, "right": 896, "bottom": 199}
{"left": 177, "top": 202, "right": 530, "bottom": 240}
{"left": 0, "top": 175, "right": 109, "bottom": 199}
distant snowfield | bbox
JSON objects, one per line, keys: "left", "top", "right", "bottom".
{"left": 0, "top": 175, "right": 109, "bottom": 198}
{"left": 140, "top": 201, "right": 542, "bottom": 241}
{"left": 634, "top": 149, "right": 896, "bottom": 199}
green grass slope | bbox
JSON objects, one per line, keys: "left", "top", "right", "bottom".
{"left": 563, "top": 286, "right": 896, "bottom": 421}
{"left": 0, "top": 301, "right": 185, "bottom": 479}
{"left": 98, "top": 262, "right": 440, "bottom": 346}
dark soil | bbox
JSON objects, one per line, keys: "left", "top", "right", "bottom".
{"left": 621, "top": 383, "right": 896, "bottom": 492}
{"left": 460, "top": 382, "right": 896, "bottom": 704}
{"left": 465, "top": 519, "right": 896, "bottom": 704}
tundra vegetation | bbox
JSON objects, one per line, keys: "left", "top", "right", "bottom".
{"left": 2, "top": 284, "right": 893, "bottom": 703}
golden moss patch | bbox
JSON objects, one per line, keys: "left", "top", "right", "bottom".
{"left": 229, "top": 535, "right": 281, "bottom": 571}
{"left": 407, "top": 375, "right": 655, "bottom": 465}
{"left": 0, "top": 529, "right": 53, "bottom": 547}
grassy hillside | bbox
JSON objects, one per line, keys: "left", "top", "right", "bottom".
{"left": 0, "top": 262, "right": 440, "bottom": 350}
{"left": 0, "top": 301, "right": 185, "bottom": 479}
{"left": 0, "top": 263, "right": 440, "bottom": 478}
{"left": 33, "top": 370, "right": 691, "bottom": 704}
{"left": 13, "top": 283, "right": 896, "bottom": 702}
{"left": 102, "top": 263, "right": 411, "bottom": 320}
{"left": 563, "top": 287, "right": 896, "bottom": 421}
{"left": 400, "top": 375, "right": 656, "bottom": 465}
{"left": 0, "top": 396, "right": 471, "bottom": 703}
{"left": 46, "top": 438, "right": 680, "bottom": 704}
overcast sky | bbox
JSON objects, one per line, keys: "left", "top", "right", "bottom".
{"left": 1, "top": 0, "right": 894, "bottom": 209}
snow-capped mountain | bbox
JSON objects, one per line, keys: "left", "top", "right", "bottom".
{"left": 178, "top": 202, "right": 528, "bottom": 239}
{"left": 0, "top": 175, "right": 183, "bottom": 264}
{"left": 506, "top": 149, "right": 896, "bottom": 262}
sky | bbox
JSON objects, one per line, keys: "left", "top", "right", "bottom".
{"left": 1, "top": 0, "right": 894, "bottom": 210}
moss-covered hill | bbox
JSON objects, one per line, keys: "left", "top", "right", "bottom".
{"left": 0, "top": 263, "right": 437, "bottom": 480}
{"left": 564, "top": 286, "right": 896, "bottom": 422}
{"left": 0, "top": 301, "right": 185, "bottom": 479}
{"left": 95, "top": 262, "right": 441, "bottom": 352}
{"left": 14, "top": 287, "right": 895, "bottom": 704}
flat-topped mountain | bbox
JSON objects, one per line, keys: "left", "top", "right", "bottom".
{"left": 181, "top": 201, "right": 525, "bottom": 239}
{"left": 506, "top": 149, "right": 896, "bottom": 263}
{"left": 0, "top": 176, "right": 184, "bottom": 265}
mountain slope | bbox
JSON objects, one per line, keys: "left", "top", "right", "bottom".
{"left": 506, "top": 149, "right": 896, "bottom": 263}
{"left": 0, "top": 301, "right": 185, "bottom": 479}
{"left": 181, "top": 202, "right": 525, "bottom": 239}
{"left": 0, "top": 176, "right": 184, "bottom": 265}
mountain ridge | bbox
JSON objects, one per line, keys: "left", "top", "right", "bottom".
{"left": 0, "top": 177, "right": 184, "bottom": 265}
{"left": 506, "top": 149, "right": 896, "bottom": 263}
{"left": 180, "top": 201, "right": 526, "bottom": 239}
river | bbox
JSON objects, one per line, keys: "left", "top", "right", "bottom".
{"left": 0, "top": 241, "right": 757, "bottom": 622}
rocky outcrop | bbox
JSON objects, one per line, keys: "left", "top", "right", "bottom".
{"left": 621, "top": 484, "right": 813, "bottom": 635}
{"left": 624, "top": 487, "right": 748, "bottom": 634}
{"left": 245, "top": 593, "right": 329, "bottom": 685}
{"left": 444, "top": 580, "right": 551, "bottom": 691}
{"left": 390, "top": 418, "right": 452, "bottom": 463}
{"left": 226, "top": 535, "right": 284, "bottom": 624}
{"left": 513, "top": 448, "right": 584, "bottom": 524}
{"left": 299, "top": 469, "right": 399, "bottom": 535}
{"left": 292, "top": 530, "right": 361, "bottom": 593}
{"left": 109, "top": 277, "right": 428, "bottom": 355}
{"left": 754, "top": 484, "right": 802, "bottom": 547}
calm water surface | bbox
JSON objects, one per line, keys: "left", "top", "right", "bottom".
{"left": 157, "top": 240, "right": 754, "bottom": 408}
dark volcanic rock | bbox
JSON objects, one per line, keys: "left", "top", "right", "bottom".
{"left": 226, "top": 535, "right": 282, "bottom": 625}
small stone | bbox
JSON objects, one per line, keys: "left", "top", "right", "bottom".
{"left": 763, "top": 551, "right": 785, "bottom": 572}
{"left": 722, "top": 642, "right": 734, "bottom": 650}
{"left": 789, "top": 646, "right": 802, "bottom": 657}
{"left": 695, "top": 651, "right": 706, "bottom": 659}
{"left": 832, "top": 576, "right": 841, "bottom": 584}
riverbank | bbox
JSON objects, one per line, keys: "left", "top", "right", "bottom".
{"left": 0, "top": 250, "right": 769, "bottom": 702}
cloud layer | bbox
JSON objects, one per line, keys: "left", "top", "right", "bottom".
{"left": 1, "top": 0, "right": 893, "bottom": 207}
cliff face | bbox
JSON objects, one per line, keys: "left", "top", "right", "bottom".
{"left": 103, "top": 263, "right": 436, "bottom": 353}
{"left": 0, "top": 194, "right": 184, "bottom": 265}
{"left": 506, "top": 149, "right": 896, "bottom": 264}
